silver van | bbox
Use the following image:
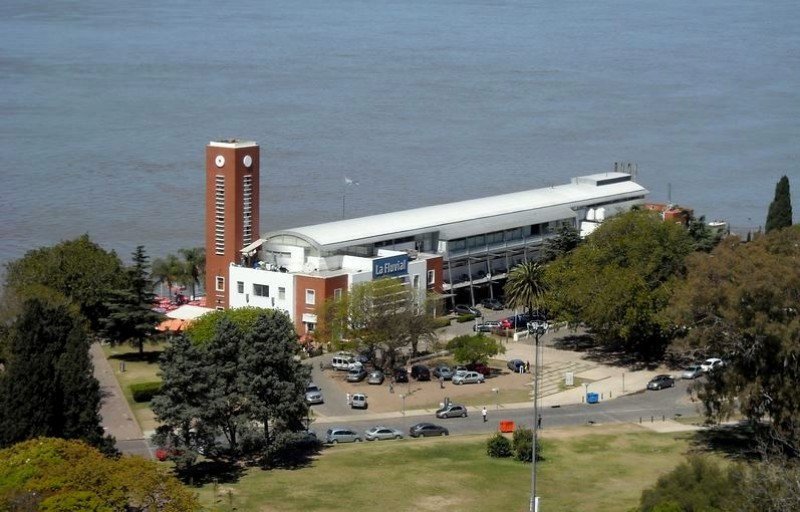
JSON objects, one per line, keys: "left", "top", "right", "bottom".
{"left": 331, "top": 353, "right": 355, "bottom": 371}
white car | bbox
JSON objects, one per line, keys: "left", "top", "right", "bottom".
{"left": 452, "top": 371, "right": 485, "bottom": 385}
{"left": 364, "top": 426, "right": 404, "bottom": 441}
{"left": 700, "top": 358, "right": 724, "bottom": 372}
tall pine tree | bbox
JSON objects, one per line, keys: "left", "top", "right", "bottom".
{"left": 103, "top": 246, "right": 162, "bottom": 356}
{"left": 766, "top": 175, "right": 793, "bottom": 233}
{"left": 0, "top": 295, "right": 110, "bottom": 450}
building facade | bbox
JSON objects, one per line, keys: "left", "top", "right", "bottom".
{"left": 204, "top": 139, "right": 648, "bottom": 334}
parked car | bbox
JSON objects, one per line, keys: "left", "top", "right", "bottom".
{"left": 681, "top": 365, "right": 704, "bottom": 379}
{"left": 367, "top": 370, "right": 385, "bottom": 385}
{"left": 325, "top": 428, "right": 361, "bottom": 444}
{"left": 647, "top": 374, "right": 675, "bottom": 390}
{"left": 346, "top": 367, "right": 368, "bottom": 382}
{"left": 411, "top": 364, "right": 431, "bottom": 381}
{"left": 453, "top": 304, "right": 482, "bottom": 317}
{"left": 480, "top": 298, "right": 504, "bottom": 310}
{"left": 393, "top": 367, "right": 409, "bottom": 383}
{"left": 473, "top": 320, "right": 501, "bottom": 332}
{"left": 305, "top": 383, "right": 324, "bottom": 405}
{"left": 507, "top": 359, "right": 525, "bottom": 372}
{"left": 466, "top": 362, "right": 491, "bottom": 376}
{"left": 351, "top": 393, "right": 368, "bottom": 409}
{"left": 409, "top": 422, "right": 449, "bottom": 438}
{"left": 347, "top": 360, "right": 364, "bottom": 371}
{"left": 452, "top": 371, "right": 485, "bottom": 385}
{"left": 432, "top": 365, "right": 453, "bottom": 380}
{"left": 436, "top": 403, "right": 469, "bottom": 418}
{"left": 364, "top": 426, "right": 404, "bottom": 441}
{"left": 700, "top": 358, "right": 724, "bottom": 372}
{"left": 331, "top": 353, "right": 356, "bottom": 371}
{"left": 500, "top": 314, "right": 530, "bottom": 330}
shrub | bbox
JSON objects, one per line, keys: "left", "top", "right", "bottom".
{"left": 456, "top": 314, "right": 476, "bottom": 323}
{"left": 486, "top": 433, "right": 512, "bottom": 458}
{"left": 512, "top": 427, "right": 541, "bottom": 462}
{"left": 431, "top": 317, "right": 452, "bottom": 329}
{"left": 130, "top": 381, "right": 162, "bottom": 402}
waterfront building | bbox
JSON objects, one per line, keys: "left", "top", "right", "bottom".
{"left": 204, "top": 140, "right": 648, "bottom": 335}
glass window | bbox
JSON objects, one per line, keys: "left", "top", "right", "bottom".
{"left": 278, "top": 287, "right": 286, "bottom": 300}
{"left": 253, "top": 284, "right": 269, "bottom": 297}
{"left": 305, "top": 289, "right": 316, "bottom": 305}
{"left": 413, "top": 275, "right": 420, "bottom": 289}
{"left": 427, "top": 270, "right": 435, "bottom": 285}
{"left": 215, "top": 276, "right": 225, "bottom": 292}
{"left": 237, "top": 281, "right": 244, "bottom": 293}
{"left": 334, "top": 288, "right": 343, "bottom": 299}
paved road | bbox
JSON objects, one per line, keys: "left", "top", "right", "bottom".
{"left": 311, "top": 380, "right": 700, "bottom": 437}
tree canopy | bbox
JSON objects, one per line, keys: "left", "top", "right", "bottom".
{"left": 543, "top": 210, "right": 693, "bottom": 358}
{"left": 0, "top": 295, "right": 111, "bottom": 452}
{"left": 0, "top": 437, "right": 200, "bottom": 511}
{"left": 765, "top": 175, "right": 793, "bottom": 233}
{"left": 665, "top": 226, "right": 800, "bottom": 453}
{"left": 3, "top": 235, "right": 126, "bottom": 331}
{"left": 446, "top": 333, "right": 505, "bottom": 365}
{"left": 152, "top": 308, "right": 310, "bottom": 466}
{"left": 316, "top": 278, "right": 436, "bottom": 366}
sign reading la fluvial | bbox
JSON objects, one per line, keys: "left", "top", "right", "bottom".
{"left": 372, "top": 254, "right": 409, "bottom": 278}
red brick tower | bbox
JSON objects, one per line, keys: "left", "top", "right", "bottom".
{"left": 204, "top": 140, "right": 260, "bottom": 309}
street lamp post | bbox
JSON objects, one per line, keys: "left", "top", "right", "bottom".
{"left": 492, "top": 388, "right": 500, "bottom": 410}
{"left": 529, "top": 325, "right": 545, "bottom": 512}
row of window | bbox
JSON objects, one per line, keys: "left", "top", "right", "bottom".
{"left": 447, "top": 219, "right": 573, "bottom": 253}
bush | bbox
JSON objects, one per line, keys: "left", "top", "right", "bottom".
{"left": 431, "top": 316, "right": 452, "bottom": 329}
{"left": 456, "top": 314, "right": 476, "bottom": 323}
{"left": 486, "top": 433, "right": 512, "bottom": 458}
{"left": 512, "top": 427, "right": 541, "bottom": 462}
{"left": 130, "top": 381, "right": 162, "bottom": 402}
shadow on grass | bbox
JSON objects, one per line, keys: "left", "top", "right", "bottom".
{"left": 690, "top": 422, "right": 762, "bottom": 461}
{"left": 182, "top": 459, "right": 245, "bottom": 487}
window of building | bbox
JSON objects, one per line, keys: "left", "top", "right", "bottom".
{"left": 237, "top": 281, "right": 244, "bottom": 293}
{"left": 278, "top": 287, "right": 286, "bottom": 300}
{"left": 334, "top": 288, "right": 343, "bottom": 300}
{"left": 253, "top": 284, "right": 269, "bottom": 297}
{"left": 413, "top": 275, "right": 420, "bottom": 289}
{"left": 305, "top": 289, "right": 315, "bottom": 305}
{"left": 215, "top": 276, "right": 225, "bottom": 292}
{"left": 427, "top": 270, "right": 435, "bottom": 285}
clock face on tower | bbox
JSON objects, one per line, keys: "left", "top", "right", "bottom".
{"left": 215, "top": 155, "right": 225, "bottom": 168}
{"left": 243, "top": 155, "right": 253, "bottom": 167}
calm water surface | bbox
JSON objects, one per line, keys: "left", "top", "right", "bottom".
{"left": 1, "top": 0, "right": 798, "bottom": 265}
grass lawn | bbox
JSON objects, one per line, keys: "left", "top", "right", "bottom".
{"left": 102, "top": 341, "right": 167, "bottom": 432}
{"left": 195, "top": 424, "right": 694, "bottom": 512}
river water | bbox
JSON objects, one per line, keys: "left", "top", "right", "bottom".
{"left": 1, "top": 0, "right": 798, "bottom": 266}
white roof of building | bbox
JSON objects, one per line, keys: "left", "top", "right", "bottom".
{"left": 166, "top": 304, "right": 216, "bottom": 320}
{"left": 265, "top": 173, "right": 647, "bottom": 250}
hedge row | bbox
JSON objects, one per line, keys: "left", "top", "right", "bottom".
{"left": 130, "top": 381, "right": 162, "bottom": 403}
{"left": 431, "top": 317, "right": 453, "bottom": 329}
{"left": 456, "top": 314, "right": 476, "bottom": 323}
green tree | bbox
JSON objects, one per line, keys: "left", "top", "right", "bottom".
{"left": 665, "top": 226, "right": 800, "bottom": 453}
{"left": 0, "top": 437, "right": 200, "bottom": 511}
{"left": 3, "top": 235, "right": 126, "bottom": 331}
{"left": 639, "top": 456, "right": 741, "bottom": 512}
{"left": 178, "top": 247, "right": 205, "bottom": 299}
{"left": 153, "top": 309, "right": 309, "bottom": 462}
{"left": 151, "top": 253, "right": 183, "bottom": 297}
{"left": 446, "top": 333, "right": 505, "bottom": 365}
{"left": 686, "top": 214, "right": 722, "bottom": 252}
{"left": 102, "top": 246, "right": 162, "bottom": 356}
{"left": 0, "top": 295, "right": 110, "bottom": 451}
{"left": 765, "top": 175, "right": 793, "bottom": 233}
{"left": 541, "top": 223, "right": 581, "bottom": 261}
{"left": 504, "top": 261, "right": 547, "bottom": 315}
{"left": 317, "top": 278, "right": 436, "bottom": 365}
{"left": 544, "top": 210, "right": 693, "bottom": 358}
{"left": 240, "top": 310, "right": 310, "bottom": 457}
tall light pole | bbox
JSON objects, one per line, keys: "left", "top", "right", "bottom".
{"left": 529, "top": 325, "right": 545, "bottom": 512}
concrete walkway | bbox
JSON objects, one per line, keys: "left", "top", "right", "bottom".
{"left": 90, "top": 343, "right": 152, "bottom": 458}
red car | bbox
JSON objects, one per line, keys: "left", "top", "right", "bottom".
{"left": 466, "top": 363, "right": 492, "bottom": 376}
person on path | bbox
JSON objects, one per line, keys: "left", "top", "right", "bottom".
{"left": 346, "top": 392, "right": 351, "bottom": 406}
{"left": 526, "top": 360, "right": 531, "bottom": 373}
{"left": 537, "top": 415, "right": 542, "bottom": 429}
{"left": 482, "top": 406, "right": 488, "bottom": 423}
{"left": 439, "top": 375, "right": 445, "bottom": 389}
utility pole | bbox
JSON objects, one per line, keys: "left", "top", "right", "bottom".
{"left": 529, "top": 325, "right": 545, "bottom": 512}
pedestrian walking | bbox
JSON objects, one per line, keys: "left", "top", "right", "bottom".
{"left": 389, "top": 383, "right": 394, "bottom": 393}
{"left": 439, "top": 375, "right": 445, "bottom": 389}
{"left": 482, "top": 406, "right": 487, "bottom": 423}
{"left": 346, "top": 392, "right": 351, "bottom": 405}
{"left": 518, "top": 364, "right": 524, "bottom": 375}
{"left": 319, "top": 360, "right": 324, "bottom": 371}
{"left": 526, "top": 360, "right": 531, "bottom": 373}
{"left": 537, "top": 415, "right": 542, "bottom": 429}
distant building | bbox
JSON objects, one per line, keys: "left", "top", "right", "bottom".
{"left": 204, "top": 140, "right": 648, "bottom": 335}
